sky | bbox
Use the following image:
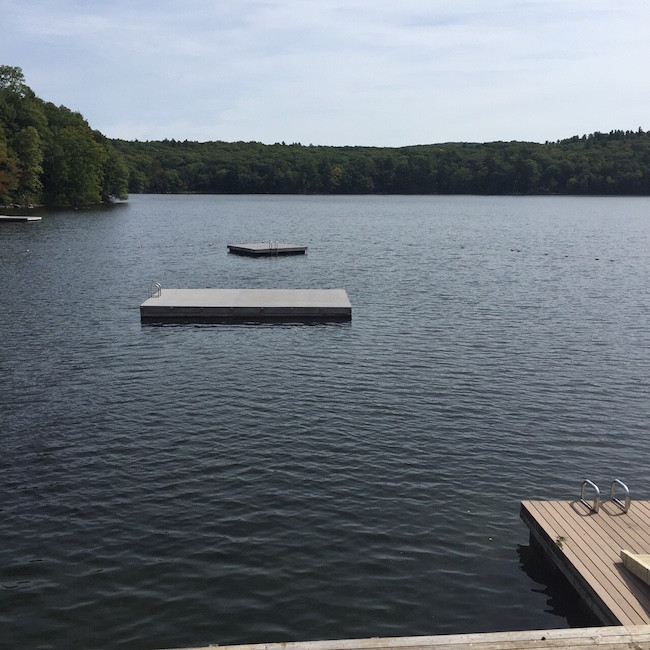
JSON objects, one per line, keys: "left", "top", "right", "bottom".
{"left": 1, "top": 0, "right": 649, "bottom": 146}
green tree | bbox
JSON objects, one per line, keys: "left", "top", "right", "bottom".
{"left": 0, "top": 65, "right": 29, "bottom": 97}
{"left": 514, "top": 157, "right": 540, "bottom": 194}
{"left": 101, "top": 146, "right": 129, "bottom": 201}
{"left": 1, "top": 64, "right": 130, "bottom": 206}
{"left": 12, "top": 126, "right": 43, "bottom": 203}
{"left": 44, "top": 126, "right": 107, "bottom": 207}
{"left": 0, "top": 123, "right": 19, "bottom": 204}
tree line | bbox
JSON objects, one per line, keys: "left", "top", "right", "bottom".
{"left": 2, "top": 64, "right": 650, "bottom": 206}
{"left": 113, "top": 130, "right": 650, "bottom": 196}
{"left": 0, "top": 65, "right": 128, "bottom": 208}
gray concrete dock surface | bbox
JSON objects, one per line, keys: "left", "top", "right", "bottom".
{"left": 140, "top": 288, "right": 351, "bottom": 323}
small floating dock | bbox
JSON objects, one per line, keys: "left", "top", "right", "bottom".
{"left": 521, "top": 482, "right": 650, "bottom": 626}
{"left": 227, "top": 242, "right": 307, "bottom": 256}
{"left": 166, "top": 625, "right": 650, "bottom": 650}
{"left": 0, "top": 214, "right": 42, "bottom": 222}
{"left": 140, "top": 287, "right": 351, "bottom": 324}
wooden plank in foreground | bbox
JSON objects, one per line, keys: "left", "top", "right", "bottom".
{"left": 164, "top": 625, "right": 650, "bottom": 650}
{"left": 521, "top": 500, "right": 650, "bottom": 625}
{"left": 140, "top": 288, "right": 351, "bottom": 324}
{"left": 227, "top": 242, "right": 307, "bottom": 256}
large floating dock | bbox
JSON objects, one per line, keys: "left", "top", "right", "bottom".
{"left": 140, "top": 288, "right": 351, "bottom": 324}
{"left": 521, "top": 496, "right": 650, "bottom": 625}
{"left": 0, "top": 214, "right": 42, "bottom": 222}
{"left": 167, "top": 625, "right": 650, "bottom": 650}
{"left": 227, "top": 242, "right": 307, "bottom": 256}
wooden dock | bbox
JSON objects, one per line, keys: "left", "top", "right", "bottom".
{"left": 165, "top": 625, "right": 650, "bottom": 650}
{"left": 227, "top": 242, "right": 307, "bottom": 256}
{"left": 140, "top": 288, "right": 351, "bottom": 324}
{"left": 0, "top": 214, "right": 42, "bottom": 222}
{"left": 520, "top": 498, "right": 650, "bottom": 625}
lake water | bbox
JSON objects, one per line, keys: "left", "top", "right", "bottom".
{"left": 1, "top": 194, "right": 649, "bottom": 650}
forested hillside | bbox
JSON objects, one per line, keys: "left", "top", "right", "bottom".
{"left": 113, "top": 130, "right": 650, "bottom": 196}
{"left": 0, "top": 65, "right": 128, "bottom": 208}
{"left": 3, "top": 64, "right": 649, "bottom": 204}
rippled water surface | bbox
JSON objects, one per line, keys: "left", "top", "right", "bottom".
{"left": 2, "top": 195, "right": 649, "bottom": 649}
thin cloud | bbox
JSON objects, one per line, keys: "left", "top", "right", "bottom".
{"left": 1, "top": 0, "right": 648, "bottom": 145}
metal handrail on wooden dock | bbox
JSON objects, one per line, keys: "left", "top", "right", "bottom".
{"left": 611, "top": 479, "right": 631, "bottom": 514}
{"left": 580, "top": 479, "right": 601, "bottom": 513}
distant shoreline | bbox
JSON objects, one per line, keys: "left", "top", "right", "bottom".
{"left": 112, "top": 130, "right": 650, "bottom": 197}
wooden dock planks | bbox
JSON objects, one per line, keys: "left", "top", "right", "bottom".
{"left": 521, "top": 499, "right": 650, "bottom": 626}
{"left": 165, "top": 625, "right": 650, "bottom": 650}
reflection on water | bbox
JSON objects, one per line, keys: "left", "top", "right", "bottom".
{"left": 517, "top": 543, "right": 600, "bottom": 627}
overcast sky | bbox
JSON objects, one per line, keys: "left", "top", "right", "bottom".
{"left": 1, "top": 0, "right": 649, "bottom": 146}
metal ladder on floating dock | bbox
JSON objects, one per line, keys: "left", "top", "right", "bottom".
{"left": 580, "top": 478, "right": 630, "bottom": 513}
{"left": 149, "top": 281, "right": 162, "bottom": 298}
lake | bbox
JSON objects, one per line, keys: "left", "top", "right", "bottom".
{"left": 1, "top": 194, "right": 649, "bottom": 649}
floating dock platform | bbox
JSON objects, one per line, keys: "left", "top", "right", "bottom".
{"left": 521, "top": 491, "right": 650, "bottom": 625}
{"left": 227, "top": 242, "right": 307, "bottom": 256}
{"left": 0, "top": 214, "right": 42, "bottom": 222}
{"left": 140, "top": 288, "right": 351, "bottom": 324}
{"left": 166, "top": 625, "right": 650, "bottom": 650}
